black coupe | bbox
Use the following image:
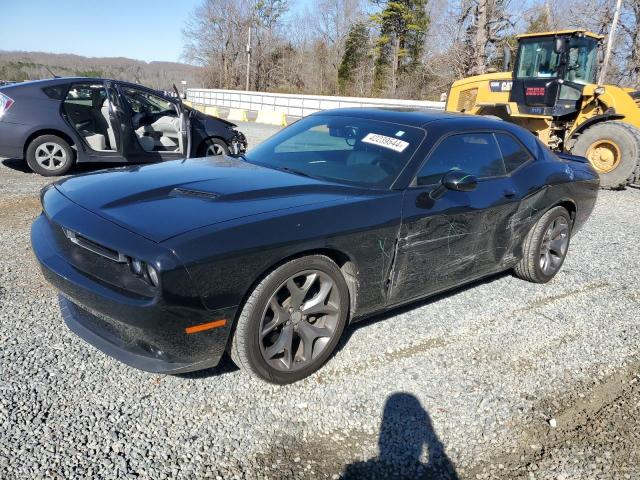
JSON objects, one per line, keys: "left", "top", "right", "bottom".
{"left": 32, "top": 109, "right": 599, "bottom": 384}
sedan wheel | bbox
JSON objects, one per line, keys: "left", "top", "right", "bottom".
{"left": 198, "top": 138, "right": 230, "bottom": 157}
{"left": 35, "top": 142, "right": 68, "bottom": 170}
{"left": 206, "top": 143, "right": 226, "bottom": 156}
{"left": 26, "top": 134, "right": 75, "bottom": 176}
{"left": 230, "top": 255, "right": 350, "bottom": 384}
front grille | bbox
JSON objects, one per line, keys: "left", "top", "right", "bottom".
{"left": 457, "top": 88, "right": 478, "bottom": 112}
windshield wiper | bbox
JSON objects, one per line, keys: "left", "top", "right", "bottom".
{"left": 277, "top": 166, "right": 313, "bottom": 178}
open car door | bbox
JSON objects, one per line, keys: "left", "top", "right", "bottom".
{"left": 173, "top": 84, "right": 191, "bottom": 158}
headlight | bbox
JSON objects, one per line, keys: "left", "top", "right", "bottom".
{"left": 594, "top": 86, "right": 605, "bottom": 96}
{"left": 130, "top": 259, "right": 143, "bottom": 275}
{"left": 128, "top": 257, "right": 159, "bottom": 288}
{"left": 146, "top": 264, "right": 159, "bottom": 287}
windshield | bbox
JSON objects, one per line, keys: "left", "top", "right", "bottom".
{"left": 516, "top": 39, "right": 561, "bottom": 79}
{"left": 565, "top": 38, "right": 598, "bottom": 84}
{"left": 244, "top": 115, "right": 425, "bottom": 188}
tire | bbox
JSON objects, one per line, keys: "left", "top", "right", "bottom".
{"left": 570, "top": 121, "right": 640, "bottom": 189}
{"left": 514, "top": 206, "right": 572, "bottom": 283}
{"left": 230, "top": 255, "right": 350, "bottom": 384}
{"left": 197, "top": 137, "right": 229, "bottom": 157}
{"left": 25, "top": 135, "right": 75, "bottom": 176}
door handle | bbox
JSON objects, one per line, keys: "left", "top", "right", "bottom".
{"left": 503, "top": 189, "right": 516, "bottom": 198}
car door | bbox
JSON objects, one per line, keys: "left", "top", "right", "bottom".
{"left": 388, "top": 131, "right": 524, "bottom": 305}
{"left": 173, "top": 84, "right": 192, "bottom": 157}
{"left": 114, "top": 83, "right": 185, "bottom": 162}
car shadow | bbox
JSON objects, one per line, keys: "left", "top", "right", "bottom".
{"left": 335, "top": 270, "right": 510, "bottom": 355}
{"left": 178, "top": 271, "right": 509, "bottom": 381}
{"left": 175, "top": 354, "right": 240, "bottom": 379}
{"left": 1, "top": 157, "right": 127, "bottom": 175}
{"left": 342, "top": 392, "right": 459, "bottom": 479}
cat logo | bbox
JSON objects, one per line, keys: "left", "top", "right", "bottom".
{"left": 489, "top": 81, "right": 512, "bottom": 93}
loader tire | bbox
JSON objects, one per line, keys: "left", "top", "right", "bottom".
{"left": 570, "top": 121, "right": 640, "bottom": 189}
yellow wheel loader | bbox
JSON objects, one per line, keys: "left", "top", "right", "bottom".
{"left": 446, "top": 30, "right": 640, "bottom": 189}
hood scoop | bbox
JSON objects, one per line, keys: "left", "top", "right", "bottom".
{"left": 170, "top": 187, "right": 220, "bottom": 200}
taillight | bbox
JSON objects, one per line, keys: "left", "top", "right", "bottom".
{"left": 0, "top": 92, "right": 14, "bottom": 119}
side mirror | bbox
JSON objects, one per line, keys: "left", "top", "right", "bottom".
{"left": 429, "top": 170, "right": 478, "bottom": 200}
{"left": 554, "top": 37, "right": 565, "bottom": 54}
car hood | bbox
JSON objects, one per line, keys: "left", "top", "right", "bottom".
{"left": 54, "top": 157, "right": 356, "bottom": 243}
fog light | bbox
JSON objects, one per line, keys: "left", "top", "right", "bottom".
{"left": 130, "top": 259, "right": 143, "bottom": 275}
{"left": 147, "top": 264, "right": 159, "bottom": 287}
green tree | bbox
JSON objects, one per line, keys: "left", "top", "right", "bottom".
{"left": 338, "top": 21, "right": 370, "bottom": 95}
{"left": 371, "top": 0, "right": 430, "bottom": 95}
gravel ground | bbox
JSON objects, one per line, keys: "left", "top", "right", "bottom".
{"left": 1, "top": 125, "right": 639, "bottom": 479}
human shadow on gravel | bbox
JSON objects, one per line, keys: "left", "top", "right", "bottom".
{"left": 342, "top": 392, "right": 459, "bottom": 480}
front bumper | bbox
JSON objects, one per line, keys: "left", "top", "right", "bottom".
{"left": 32, "top": 188, "right": 237, "bottom": 374}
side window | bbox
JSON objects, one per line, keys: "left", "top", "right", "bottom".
{"left": 121, "top": 87, "right": 174, "bottom": 114}
{"left": 495, "top": 133, "right": 532, "bottom": 173}
{"left": 417, "top": 132, "right": 506, "bottom": 186}
{"left": 42, "top": 85, "right": 66, "bottom": 100}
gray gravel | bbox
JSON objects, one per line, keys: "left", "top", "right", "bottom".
{"left": 1, "top": 128, "right": 639, "bottom": 479}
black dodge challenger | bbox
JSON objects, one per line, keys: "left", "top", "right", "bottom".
{"left": 32, "top": 108, "right": 599, "bottom": 384}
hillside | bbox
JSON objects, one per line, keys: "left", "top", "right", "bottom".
{"left": 0, "top": 51, "right": 202, "bottom": 90}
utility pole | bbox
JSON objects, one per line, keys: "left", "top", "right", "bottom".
{"left": 245, "top": 25, "right": 252, "bottom": 91}
{"left": 599, "top": 0, "right": 623, "bottom": 85}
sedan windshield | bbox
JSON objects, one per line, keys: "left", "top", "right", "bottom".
{"left": 244, "top": 115, "right": 425, "bottom": 188}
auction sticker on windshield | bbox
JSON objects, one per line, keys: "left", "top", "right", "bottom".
{"left": 362, "top": 133, "right": 410, "bottom": 153}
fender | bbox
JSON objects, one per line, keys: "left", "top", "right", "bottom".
{"left": 570, "top": 113, "right": 625, "bottom": 139}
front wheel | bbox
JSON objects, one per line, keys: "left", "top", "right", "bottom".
{"left": 514, "top": 206, "right": 572, "bottom": 283}
{"left": 230, "top": 255, "right": 349, "bottom": 384}
{"left": 198, "top": 137, "right": 229, "bottom": 157}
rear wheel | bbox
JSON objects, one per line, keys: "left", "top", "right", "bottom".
{"left": 26, "top": 135, "right": 74, "bottom": 176}
{"left": 570, "top": 121, "right": 640, "bottom": 189}
{"left": 514, "top": 206, "right": 572, "bottom": 283}
{"left": 230, "top": 255, "right": 349, "bottom": 384}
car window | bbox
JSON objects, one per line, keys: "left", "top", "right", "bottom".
{"left": 65, "top": 84, "right": 105, "bottom": 106}
{"left": 121, "top": 87, "right": 174, "bottom": 114}
{"left": 43, "top": 85, "right": 66, "bottom": 100}
{"left": 417, "top": 133, "right": 506, "bottom": 186}
{"left": 495, "top": 132, "right": 532, "bottom": 173}
{"left": 244, "top": 115, "right": 425, "bottom": 189}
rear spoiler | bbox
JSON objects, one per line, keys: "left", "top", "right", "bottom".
{"left": 556, "top": 152, "right": 588, "bottom": 164}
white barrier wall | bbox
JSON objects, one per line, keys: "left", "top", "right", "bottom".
{"left": 186, "top": 88, "right": 445, "bottom": 117}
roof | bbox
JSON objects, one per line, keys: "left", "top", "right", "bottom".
{"left": 317, "top": 107, "right": 468, "bottom": 128}
{"left": 517, "top": 29, "right": 604, "bottom": 40}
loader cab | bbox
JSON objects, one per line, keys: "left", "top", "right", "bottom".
{"left": 510, "top": 31, "right": 602, "bottom": 117}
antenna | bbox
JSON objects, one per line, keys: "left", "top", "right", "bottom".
{"left": 44, "top": 65, "right": 60, "bottom": 79}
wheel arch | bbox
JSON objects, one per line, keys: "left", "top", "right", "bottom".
{"left": 569, "top": 114, "right": 625, "bottom": 141}
{"left": 24, "top": 129, "right": 77, "bottom": 158}
{"left": 552, "top": 199, "right": 577, "bottom": 224}
{"left": 197, "top": 135, "right": 229, "bottom": 156}
{"left": 225, "top": 247, "right": 359, "bottom": 351}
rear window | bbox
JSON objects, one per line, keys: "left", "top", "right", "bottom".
{"left": 42, "top": 85, "right": 66, "bottom": 100}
